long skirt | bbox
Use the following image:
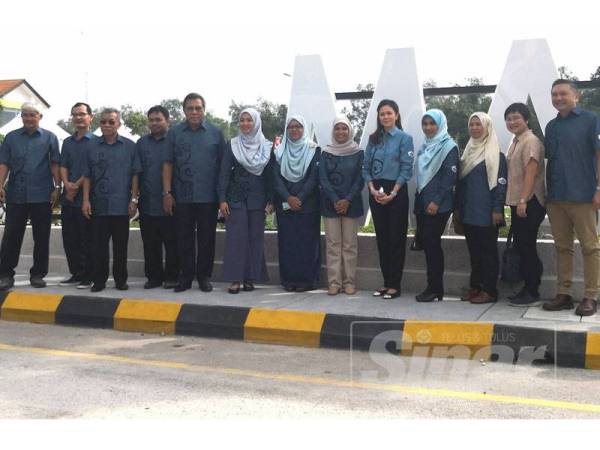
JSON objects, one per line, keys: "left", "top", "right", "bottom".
{"left": 276, "top": 209, "right": 321, "bottom": 289}
{"left": 222, "top": 208, "right": 268, "bottom": 282}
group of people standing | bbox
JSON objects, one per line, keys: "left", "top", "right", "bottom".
{"left": 0, "top": 79, "right": 598, "bottom": 317}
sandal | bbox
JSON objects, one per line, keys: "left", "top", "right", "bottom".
{"left": 372, "top": 288, "right": 388, "bottom": 297}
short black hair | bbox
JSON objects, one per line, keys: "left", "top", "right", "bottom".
{"left": 183, "top": 92, "right": 205, "bottom": 109}
{"left": 551, "top": 78, "right": 578, "bottom": 93}
{"left": 147, "top": 105, "right": 169, "bottom": 121}
{"left": 504, "top": 102, "right": 531, "bottom": 121}
{"left": 71, "top": 102, "right": 92, "bottom": 115}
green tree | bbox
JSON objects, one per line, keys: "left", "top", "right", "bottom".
{"left": 205, "top": 112, "right": 235, "bottom": 140}
{"left": 579, "top": 65, "right": 600, "bottom": 117}
{"left": 160, "top": 98, "right": 185, "bottom": 125}
{"left": 340, "top": 83, "right": 374, "bottom": 143}
{"left": 57, "top": 118, "right": 75, "bottom": 134}
{"left": 228, "top": 98, "right": 287, "bottom": 141}
{"left": 121, "top": 104, "right": 149, "bottom": 137}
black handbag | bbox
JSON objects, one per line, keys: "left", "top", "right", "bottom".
{"left": 501, "top": 226, "right": 522, "bottom": 283}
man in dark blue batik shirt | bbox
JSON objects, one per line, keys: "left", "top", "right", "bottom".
{"left": 59, "top": 102, "right": 94, "bottom": 289}
{"left": 0, "top": 102, "right": 61, "bottom": 290}
{"left": 162, "top": 93, "right": 226, "bottom": 293}
{"left": 136, "top": 105, "right": 178, "bottom": 290}
{"left": 81, "top": 108, "right": 141, "bottom": 293}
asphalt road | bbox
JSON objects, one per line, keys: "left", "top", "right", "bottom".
{"left": 0, "top": 320, "right": 599, "bottom": 419}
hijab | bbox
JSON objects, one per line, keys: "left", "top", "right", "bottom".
{"left": 460, "top": 112, "right": 501, "bottom": 190}
{"left": 323, "top": 116, "right": 361, "bottom": 156}
{"left": 416, "top": 109, "right": 457, "bottom": 193}
{"left": 274, "top": 114, "right": 317, "bottom": 182}
{"left": 230, "top": 108, "right": 272, "bottom": 176}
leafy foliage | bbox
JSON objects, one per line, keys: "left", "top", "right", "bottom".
{"left": 228, "top": 98, "right": 287, "bottom": 141}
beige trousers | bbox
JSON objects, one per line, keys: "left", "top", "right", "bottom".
{"left": 546, "top": 202, "right": 600, "bottom": 299}
{"left": 323, "top": 217, "right": 359, "bottom": 289}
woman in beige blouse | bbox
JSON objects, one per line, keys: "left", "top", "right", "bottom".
{"left": 504, "top": 102, "right": 546, "bottom": 307}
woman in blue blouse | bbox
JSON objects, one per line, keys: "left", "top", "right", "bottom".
{"left": 319, "top": 116, "right": 364, "bottom": 296}
{"left": 414, "top": 109, "right": 459, "bottom": 302}
{"left": 456, "top": 112, "right": 507, "bottom": 304}
{"left": 362, "top": 100, "right": 414, "bottom": 299}
{"left": 218, "top": 108, "right": 273, "bottom": 294}
{"left": 273, "top": 115, "right": 321, "bottom": 292}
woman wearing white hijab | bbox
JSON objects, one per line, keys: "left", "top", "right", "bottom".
{"left": 319, "top": 116, "right": 364, "bottom": 295}
{"left": 272, "top": 115, "right": 321, "bottom": 292}
{"left": 456, "top": 112, "right": 508, "bottom": 304}
{"left": 218, "top": 108, "right": 273, "bottom": 294}
{"left": 413, "top": 109, "right": 459, "bottom": 302}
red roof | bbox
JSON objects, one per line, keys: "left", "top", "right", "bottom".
{"left": 0, "top": 79, "right": 50, "bottom": 107}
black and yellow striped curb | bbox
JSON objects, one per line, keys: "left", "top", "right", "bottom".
{"left": 0, "top": 290, "right": 598, "bottom": 370}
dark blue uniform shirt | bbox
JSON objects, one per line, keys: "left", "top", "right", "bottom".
{"left": 414, "top": 147, "right": 459, "bottom": 215}
{"left": 164, "top": 120, "right": 226, "bottom": 204}
{"left": 60, "top": 131, "right": 93, "bottom": 207}
{"left": 83, "top": 135, "right": 141, "bottom": 216}
{"left": 217, "top": 141, "right": 274, "bottom": 210}
{"left": 544, "top": 106, "right": 600, "bottom": 203}
{"left": 0, "top": 127, "right": 60, "bottom": 204}
{"left": 457, "top": 154, "right": 507, "bottom": 226}
{"left": 273, "top": 149, "right": 321, "bottom": 214}
{"left": 136, "top": 132, "right": 168, "bottom": 217}
{"left": 319, "top": 151, "right": 364, "bottom": 218}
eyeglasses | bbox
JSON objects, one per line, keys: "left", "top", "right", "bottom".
{"left": 185, "top": 106, "right": 204, "bottom": 112}
{"left": 71, "top": 113, "right": 89, "bottom": 118}
{"left": 100, "top": 120, "right": 117, "bottom": 125}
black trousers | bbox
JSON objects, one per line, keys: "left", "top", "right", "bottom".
{"left": 464, "top": 223, "right": 500, "bottom": 296}
{"left": 369, "top": 181, "right": 409, "bottom": 290}
{"left": 139, "top": 214, "right": 178, "bottom": 283}
{"left": 175, "top": 202, "right": 218, "bottom": 285}
{"left": 91, "top": 215, "right": 129, "bottom": 286}
{"left": 0, "top": 202, "right": 51, "bottom": 279}
{"left": 416, "top": 211, "right": 451, "bottom": 293}
{"left": 61, "top": 205, "right": 93, "bottom": 280}
{"left": 510, "top": 196, "right": 546, "bottom": 296}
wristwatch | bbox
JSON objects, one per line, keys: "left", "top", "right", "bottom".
{"left": 518, "top": 198, "right": 526, "bottom": 204}
{"left": 162, "top": 191, "right": 172, "bottom": 197}
{"left": 595, "top": 186, "right": 600, "bottom": 192}
{"left": 130, "top": 197, "right": 139, "bottom": 204}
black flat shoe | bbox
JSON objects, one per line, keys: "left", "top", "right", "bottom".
{"left": 416, "top": 289, "right": 443, "bottom": 302}
{"left": 144, "top": 280, "right": 162, "bottom": 289}
{"left": 284, "top": 286, "right": 296, "bottom": 292}
{"left": 243, "top": 281, "right": 255, "bottom": 292}
{"left": 91, "top": 284, "right": 105, "bottom": 293}
{"left": 383, "top": 290, "right": 401, "bottom": 300}
{"left": 372, "top": 288, "right": 388, "bottom": 297}
{"left": 115, "top": 283, "right": 129, "bottom": 291}
{"left": 228, "top": 284, "right": 241, "bottom": 294}
{"left": 199, "top": 278, "right": 213, "bottom": 292}
{"left": 174, "top": 283, "right": 191, "bottom": 293}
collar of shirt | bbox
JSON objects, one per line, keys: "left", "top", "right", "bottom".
{"left": 19, "top": 127, "right": 41, "bottom": 136}
{"left": 149, "top": 132, "right": 167, "bottom": 142}
{"left": 385, "top": 126, "right": 400, "bottom": 137}
{"left": 72, "top": 131, "right": 93, "bottom": 142}
{"left": 183, "top": 121, "right": 206, "bottom": 132}
{"left": 99, "top": 134, "right": 125, "bottom": 145}
{"left": 556, "top": 105, "right": 583, "bottom": 120}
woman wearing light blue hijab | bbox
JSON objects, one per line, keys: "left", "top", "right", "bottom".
{"left": 413, "top": 109, "right": 459, "bottom": 302}
{"left": 272, "top": 115, "right": 321, "bottom": 291}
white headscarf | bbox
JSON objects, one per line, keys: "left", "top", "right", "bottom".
{"left": 275, "top": 115, "right": 317, "bottom": 182}
{"left": 460, "top": 112, "right": 501, "bottom": 190}
{"left": 231, "top": 108, "right": 272, "bottom": 176}
{"left": 323, "top": 116, "right": 361, "bottom": 156}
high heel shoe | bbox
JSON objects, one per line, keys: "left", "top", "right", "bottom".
{"left": 383, "top": 289, "right": 401, "bottom": 300}
{"left": 415, "top": 289, "right": 443, "bottom": 302}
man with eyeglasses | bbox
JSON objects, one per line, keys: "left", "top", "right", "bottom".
{"left": 0, "top": 102, "right": 61, "bottom": 290}
{"left": 58, "top": 102, "right": 94, "bottom": 289}
{"left": 81, "top": 108, "right": 141, "bottom": 292}
{"left": 162, "top": 93, "right": 226, "bottom": 292}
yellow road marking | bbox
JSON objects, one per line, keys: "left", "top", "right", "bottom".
{"left": 0, "top": 342, "right": 599, "bottom": 414}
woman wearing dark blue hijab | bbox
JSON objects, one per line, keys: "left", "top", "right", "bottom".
{"left": 413, "top": 109, "right": 459, "bottom": 302}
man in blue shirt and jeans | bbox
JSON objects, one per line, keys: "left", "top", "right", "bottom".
{"left": 0, "top": 102, "right": 61, "bottom": 289}
{"left": 59, "top": 102, "right": 94, "bottom": 289}
{"left": 542, "top": 79, "right": 600, "bottom": 316}
{"left": 162, "top": 93, "right": 226, "bottom": 293}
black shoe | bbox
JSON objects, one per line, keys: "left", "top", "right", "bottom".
{"left": 284, "top": 286, "right": 296, "bottom": 292}
{"left": 144, "top": 280, "right": 162, "bottom": 289}
{"left": 59, "top": 275, "right": 81, "bottom": 287}
{"left": 0, "top": 277, "right": 15, "bottom": 290}
{"left": 372, "top": 288, "right": 388, "bottom": 297}
{"left": 383, "top": 289, "right": 401, "bottom": 300}
{"left": 243, "top": 281, "right": 255, "bottom": 292}
{"left": 174, "top": 283, "right": 191, "bottom": 293}
{"left": 509, "top": 290, "right": 541, "bottom": 307}
{"left": 507, "top": 287, "right": 527, "bottom": 301}
{"left": 77, "top": 279, "right": 92, "bottom": 290}
{"left": 228, "top": 283, "right": 241, "bottom": 294}
{"left": 91, "top": 284, "right": 105, "bottom": 292}
{"left": 416, "top": 288, "right": 443, "bottom": 302}
{"left": 115, "top": 283, "right": 129, "bottom": 291}
{"left": 30, "top": 277, "right": 47, "bottom": 288}
{"left": 198, "top": 278, "right": 213, "bottom": 292}
{"left": 295, "top": 286, "right": 312, "bottom": 292}
{"left": 163, "top": 280, "right": 179, "bottom": 289}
